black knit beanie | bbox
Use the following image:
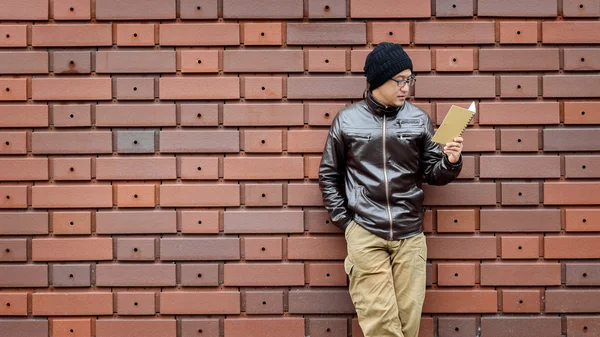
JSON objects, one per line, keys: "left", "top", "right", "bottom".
{"left": 363, "top": 42, "right": 413, "bottom": 90}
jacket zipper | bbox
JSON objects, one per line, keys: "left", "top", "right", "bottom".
{"left": 382, "top": 117, "right": 393, "bottom": 240}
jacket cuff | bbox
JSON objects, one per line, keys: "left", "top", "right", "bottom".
{"left": 442, "top": 154, "right": 462, "bottom": 171}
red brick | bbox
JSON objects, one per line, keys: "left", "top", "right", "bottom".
{"left": 179, "top": 156, "right": 219, "bottom": 180}
{"left": 179, "top": 0, "right": 219, "bottom": 19}
{"left": 287, "top": 130, "right": 328, "bottom": 153}
{"left": 224, "top": 263, "right": 304, "bottom": 286}
{"left": 224, "top": 210, "right": 303, "bottom": 233}
{"left": 0, "top": 78, "right": 27, "bottom": 101}
{"left": 566, "top": 263, "right": 600, "bottom": 286}
{"left": 0, "top": 25, "right": 28, "bottom": 47}
{"left": 116, "top": 292, "right": 156, "bottom": 315}
{"left": 437, "top": 317, "right": 477, "bottom": 337}
{"left": 52, "top": 319, "right": 92, "bottom": 337}
{"left": 52, "top": 211, "right": 92, "bottom": 235}
{"left": 224, "top": 157, "right": 304, "bottom": 180}
{"left": 567, "top": 316, "right": 600, "bottom": 337}
{"left": 288, "top": 236, "right": 346, "bottom": 260}
{"left": 223, "top": 103, "right": 304, "bottom": 126}
{"left": 479, "top": 48, "right": 559, "bottom": 71}
{"left": 159, "top": 130, "right": 239, "bottom": 153}
{"left": 97, "top": 51, "right": 175, "bottom": 74}
{"left": 435, "top": 0, "right": 475, "bottom": 17}
{"left": 244, "top": 237, "right": 283, "bottom": 260}
{"left": 32, "top": 238, "right": 112, "bottom": 261}
{"left": 32, "top": 185, "right": 112, "bottom": 208}
{"left": 0, "top": 265, "right": 48, "bottom": 288}
{"left": 456, "top": 155, "right": 476, "bottom": 179}
{"left": 499, "top": 21, "right": 538, "bottom": 44}
{"left": 116, "top": 184, "right": 156, "bottom": 208}
{"left": 159, "top": 76, "right": 239, "bottom": 100}
{"left": 243, "top": 183, "right": 283, "bottom": 206}
{"left": 480, "top": 156, "right": 559, "bottom": 178}
{"left": 479, "top": 0, "right": 557, "bottom": 16}
{"left": 415, "top": 76, "right": 495, "bottom": 98}
{"left": 287, "top": 76, "right": 365, "bottom": 99}
{"left": 306, "top": 209, "right": 341, "bottom": 234}
{"left": 96, "top": 319, "right": 176, "bottom": 337}
{"left": 544, "top": 182, "right": 600, "bottom": 205}
{"left": 462, "top": 129, "right": 497, "bottom": 152}
{"left": 437, "top": 209, "right": 476, "bottom": 232}
{"left": 243, "top": 130, "right": 283, "bottom": 153}
{"left": 500, "top": 129, "right": 539, "bottom": 152}
{"left": 179, "top": 50, "right": 219, "bottom": 73}
{"left": 350, "top": 0, "right": 430, "bottom": 18}
{"left": 0, "top": 186, "right": 27, "bottom": 209}
{"left": 544, "top": 75, "right": 600, "bottom": 97}
{"left": 178, "top": 210, "right": 220, "bottom": 234}
{"left": 307, "top": 103, "right": 346, "bottom": 125}
{"left": 564, "top": 48, "right": 600, "bottom": 71}
{"left": 224, "top": 50, "right": 304, "bottom": 73}
{"left": 287, "top": 183, "right": 323, "bottom": 206}
{"left": 244, "top": 290, "right": 284, "bottom": 314}
{"left": 563, "top": 0, "right": 600, "bottom": 16}
{"left": 0, "top": 132, "right": 27, "bottom": 154}
{"left": 116, "top": 23, "right": 155, "bottom": 46}
{"left": 0, "top": 52, "right": 48, "bottom": 74}
{"left": 543, "top": 21, "right": 600, "bottom": 43}
{"left": 243, "top": 76, "right": 283, "bottom": 100}
{"left": 160, "top": 184, "right": 240, "bottom": 207}
{"left": 481, "top": 317, "right": 561, "bottom": 337}
{"left": 53, "top": 0, "right": 91, "bottom": 20}
{"left": 307, "top": 262, "right": 346, "bottom": 286}
{"left": 423, "top": 183, "right": 497, "bottom": 206}
{"left": 437, "top": 263, "right": 477, "bottom": 286}
{"left": 307, "top": 49, "right": 347, "bottom": 72}
{"left": 367, "top": 22, "right": 410, "bottom": 45}
{"left": 50, "top": 157, "right": 92, "bottom": 181}
{"left": 0, "top": 238, "right": 27, "bottom": 262}
{"left": 223, "top": 0, "right": 303, "bottom": 18}
{"left": 414, "top": 22, "right": 495, "bottom": 45}
{"left": 305, "top": 156, "right": 321, "bottom": 179}
{"left": 0, "top": 212, "right": 48, "bottom": 235}
{"left": 0, "top": 0, "right": 48, "bottom": 20}
{"left": 52, "top": 104, "right": 91, "bottom": 128}
{"left": 545, "top": 235, "right": 600, "bottom": 258}
{"left": 288, "top": 289, "right": 354, "bottom": 314}
{"left": 159, "top": 23, "right": 240, "bottom": 46}
{"left": 287, "top": 23, "right": 366, "bottom": 45}
{"left": 32, "top": 78, "right": 111, "bottom": 101}
{"left": 309, "top": 318, "right": 347, "bottom": 337}
{"left": 180, "top": 103, "right": 219, "bottom": 126}
{"left": 422, "top": 290, "right": 497, "bottom": 313}
{"left": 243, "top": 23, "right": 283, "bottom": 45}
{"left": 565, "top": 208, "right": 600, "bottom": 232}
{"left": 544, "top": 128, "right": 600, "bottom": 151}
{"left": 481, "top": 262, "right": 560, "bottom": 285}
{"left": 32, "top": 24, "right": 111, "bottom": 46}
{"left": 546, "top": 290, "right": 600, "bottom": 312}
{"left": 479, "top": 101, "right": 559, "bottom": 125}
{"left": 95, "top": 263, "right": 176, "bottom": 287}
{"left": 434, "top": 48, "right": 474, "bottom": 72}
{"left": 160, "top": 237, "right": 240, "bottom": 260}
{"left": 179, "top": 263, "right": 219, "bottom": 286}
{"left": 0, "top": 158, "right": 47, "bottom": 181}
{"left": 565, "top": 155, "right": 600, "bottom": 178}
{"left": 114, "top": 77, "right": 155, "bottom": 100}
{"left": 427, "top": 236, "right": 497, "bottom": 259}
{"left": 502, "top": 290, "right": 541, "bottom": 313}
{"left": 32, "top": 292, "right": 112, "bottom": 316}
{"left": 480, "top": 208, "right": 560, "bottom": 232}
{"left": 501, "top": 235, "right": 540, "bottom": 259}
{"left": 96, "top": 157, "right": 175, "bottom": 180}
{"left": 162, "top": 291, "right": 240, "bottom": 315}
{"left": 224, "top": 318, "right": 305, "bottom": 337}
{"left": 502, "top": 182, "right": 539, "bottom": 205}
{"left": 500, "top": 76, "right": 539, "bottom": 98}
{"left": 308, "top": 0, "right": 346, "bottom": 18}
{"left": 96, "top": 0, "right": 175, "bottom": 20}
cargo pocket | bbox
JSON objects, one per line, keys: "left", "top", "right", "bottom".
{"left": 344, "top": 255, "right": 354, "bottom": 276}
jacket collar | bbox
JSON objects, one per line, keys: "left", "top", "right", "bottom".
{"left": 365, "top": 90, "right": 402, "bottom": 118}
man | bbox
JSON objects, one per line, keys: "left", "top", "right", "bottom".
{"left": 318, "top": 42, "right": 464, "bottom": 337}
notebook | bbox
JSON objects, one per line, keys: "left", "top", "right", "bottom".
{"left": 431, "top": 101, "right": 476, "bottom": 144}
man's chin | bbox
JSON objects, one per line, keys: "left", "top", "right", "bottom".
{"left": 394, "top": 97, "right": 407, "bottom": 106}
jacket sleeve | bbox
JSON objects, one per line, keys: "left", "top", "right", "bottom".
{"left": 419, "top": 114, "right": 462, "bottom": 185}
{"left": 318, "top": 114, "right": 353, "bottom": 231}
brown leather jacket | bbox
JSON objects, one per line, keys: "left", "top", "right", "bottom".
{"left": 318, "top": 92, "right": 462, "bottom": 240}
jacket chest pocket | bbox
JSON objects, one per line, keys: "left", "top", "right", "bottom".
{"left": 345, "top": 131, "right": 373, "bottom": 152}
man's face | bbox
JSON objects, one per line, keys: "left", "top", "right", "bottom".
{"left": 372, "top": 69, "right": 413, "bottom": 107}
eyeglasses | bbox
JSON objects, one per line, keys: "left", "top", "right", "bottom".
{"left": 390, "top": 75, "right": 416, "bottom": 88}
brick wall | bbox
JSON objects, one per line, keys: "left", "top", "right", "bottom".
{"left": 0, "top": 0, "right": 599, "bottom": 336}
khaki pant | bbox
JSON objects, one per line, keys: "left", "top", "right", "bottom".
{"left": 344, "top": 220, "right": 427, "bottom": 337}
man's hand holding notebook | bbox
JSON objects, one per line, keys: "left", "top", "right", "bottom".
{"left": 432, "top": 101, "right": 476, "bottom": 145}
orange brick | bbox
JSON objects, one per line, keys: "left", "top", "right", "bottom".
{"left": 427, "top": 236, "right": 497, "bottom": 259}
{"left": 307, "top": 263, "right": 346, "bottom": 286}
{"left": 32, "top": 238, "right": 113, "bottom": 261}
{"left": 545, "top": 236, "right": 600, "bottom": 259}
{"left": 0, "top": 158, "right": 47, "bottom": 181}
{"left": 307, "top": 103, "right": 345, "bottom": 126}
{"left": 415, "top": 22, "right": 495, "bottom": 45}
{"left": 564, "top": 48, "right": 600, "bottom": 71}
{"left": 160, "top": 23, "right": 240, "bottom": 46}
{"left": 32, "top": 185, "right": 112, "bottom": 208}
{"left": 224, "top": 318, "right": 305, "bottom": 337}
{"left": 244, "top": 183, "right": 283, "bottom": 207}
{"left": 32, "top": 131, "right": 112, "bottom": 154}
{"left": 32, "top": 78, "right": 112, "bottom": 101}
{"left": 243, "top": 130, "right": 283, "bottom": 153}
{"left": 178, "top": 210, "right": 220, "bottom": 233}
{"left": 462, "top": 129, "right": 496, "bottom": 152}
{"left": 224, "top": 50, "right": 304, "bottom": 73}
{"left": 502, "top": 290, "right": 541, "bottom": 313}
{"left": 544, "top": 182, "right": 600, "bottom": 205}
{"left": 32, "top": 292, "right": 112, "bottom": 316}
{"left": 305, "top": 156, "right": 321, "bottom": 179}
{"left": 288, "top": 237, "right": 346, "bottom": 260}
{"left": 0, "top": 0, "right": 48, "bottom": 20}
{"left": 0, "top": 25, "right": 28, "bottom": 47}
{"left": 480, "top": 263, "right": 561, "bottom": 286}
{"left": 244, "top": 237, "right": 283, "bottom": 260}
{"left": 565, "top": 208, "right": 600, "bottom": 232}
{"left": 501, "top": 236, "right": 540, "bottom": 259}
{"left": 416, "top": 76, "right": 495, "bottom": 98}
{"left": 116, "top": 292, "right": 155, "bottom": 315}
{"left": 224, "top": 263, "right": 304, "bottom": 286}
{"left": 0, "top": 78, "right": 27, "bottom": 101}
{"left": 0, "top": 293, "right": 27, "bottom": 316}
{"left": 501, "top": 129, "right": 538, "bottom": 152}
{"left": 159, "top": 184, "right": 240, "bottom": 207}
{"left": 96, "top": 319, "right": 176, "bottom": 337}
{"left": 423, "top": 290, "right": 497, "bottom": 313}
{"left": 180, "top": 103, "right": 219, "bottom": 126}
{"left": 308, "top": 0, "right": 347, "bottom": 18}
{"left": 0, "top": 186, "right": 28, "bottom": 209}
{"left": 32, "top": 24, "right": 112, "bottom": 47}
{"left": 179, "top": 157, "right": 219, "bottom": 180}
{"left": 159, "top": 77, "right": 239, "bottom": 100}
{"left": 500, "top": 21, "right": 538, "bottom": 44}
{"left": 287, "top": 76, "right": 365, "bottom": 99}
{"left": 179, "top": 50, "right": 220, "bottom": 73}
{"left": 116, "top": 24, "right": 155, "bottom": 46}
{"left": 52, "top": 319, "right": 92, "bottom": 337}
{"left": 542, "top": 21, "right": 600, "bottom": 44}
{"left": 243, "top": 76, "right": 283, "bottom": 100}
{"left": 287, "top": 183, "right": 323, "bottom": 206}
{"left": 435, "top": 48, "right": 474, "bottom": 72}
{"left": 287, "top": 130, "right": 328, "bottom": 153}
{"left": 564, "top": 102, "right": 600, "bottom": 124}
{"left": 0, "top": 51, "right": 48, "bottom": 74}
{"left": 501, "top": 75, "right": 538, "bottom": 98}
{"left": 367, "top": 22, "right": 410, "bottom": 44}
{"left": 307, "top": 49, "right": 347, "bottom": 72}
{"left": 479, "top": 101, "right": 559, "bottom": 125}
{"left": 350, "top": 0, "right": 430, "bottom": 18}
{"left": 96, "top": 0, "right": 175, "bottom": 20}
{"left": 437, "top": 209, "right": 477, "bottom": 232}
{"left": 116, "top": 184, "right": 156, "bottom": 208}
{"left": 223, "top": 157, "right": 304, "bottom": 180}
{"left": 479, "top": 48, "right": 559, "bottom": 71}
{"left": 51, "top": 157, "right": 92, "bottom": 180}
{"left": 479, "top": 0, "right": 557, "bottom": 16}
{"left": 160, "top": 292, "right": 240, "bottom": 314}
{"left": 223, "top": 0, "right": 303, "bottom": 19}
{"left": 52, "top": 104, "right": 92, "bottom": 127}
{"left": 52, "top": 211, "right": 92, "bottom": 235}
{"left": 0, "top": 105, "right": 48, "bottom": 127}
{"left": 437, "top": 263, "right": 477, "bottom": 286}
{"left": 180, "top": 0, "right": 218, "bottom": 19}
{"left": 243, "top": 23, "right": 283, "bottom": 45}
{"left": 287, "top": 23, "right": 366, "bottom": 45}
{"left": 53, "top": 0, "right": 91, "bottom": 20}
{"left": 223, "top": 104, "right": 304, "bottom": 126}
